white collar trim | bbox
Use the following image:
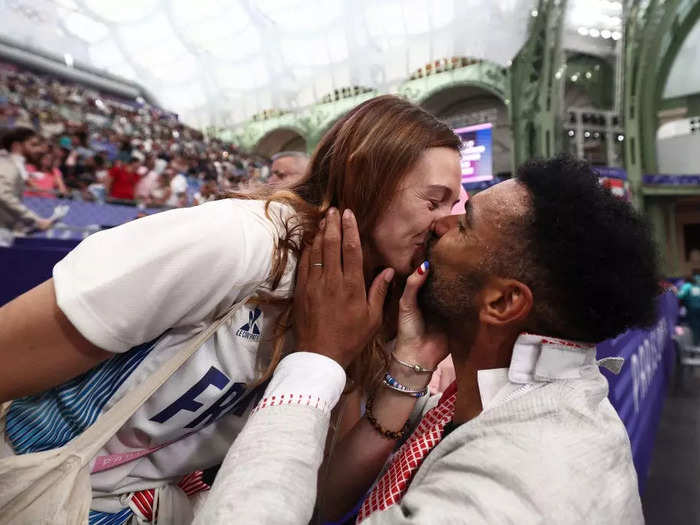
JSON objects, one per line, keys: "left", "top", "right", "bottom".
{"left": 476, "top": 333, "right": 624, "bottom": 410}
{"left": 509, "top": 333, "right": 598, "bottom": 384}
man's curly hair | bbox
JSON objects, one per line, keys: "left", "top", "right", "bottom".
{"left": 511, "top": 155, "right": 660, "bottom": 343}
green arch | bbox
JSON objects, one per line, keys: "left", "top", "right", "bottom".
{"left": 655, "top": 1, "right": 700, "bottom": 106}
{"left": 252, "top": 125, "right": 309, "bottom": 155}
{"left": 232, "top": 113, "right": 308, "bottom": 152}
{"left": 625, "top": 0, "right": 700, "bottom": 205}
{"left": 398, "top": 61, "right": 510, "bottom": 106}
{"left": 302, "top": 91, "right": 379, "bottom": 148}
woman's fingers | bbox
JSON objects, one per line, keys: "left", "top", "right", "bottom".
{"left": 399, "top": 261, "right": 430, "bottom": 314}
{"left": 395, "top": 261, "right": 448, "bottom": 367}
{"left": 397, "top": 261, "right": 430, "bottom": 340}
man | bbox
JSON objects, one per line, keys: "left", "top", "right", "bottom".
{"left": 134, "top": 155, "right": 160, "bottom": 202}
{"left": 106, "top": 157, "right": 141, "bottom": 201}
{"left": 168, "top": 156, "right": 190, "bottom": 207}
{"left": 195, "top": 157, "right": 658, "bottom": 524}
{"left": 678, "top": 271, "right": 700, "bottom": 343}
{"left": 268, "top": 151, "right": 309, "bottom": 187}
{"left": 0, "top": 127, "right": 53, "bottom": 233}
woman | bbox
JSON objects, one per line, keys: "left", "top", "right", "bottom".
{"left": 0, "top": 95, "right": 462, "bottom": 521}
{"left": 24, "top": 152, "right": 68, "bottom": 198}
{"left": 148, "top": 169, "right": 174, "bottom": 207}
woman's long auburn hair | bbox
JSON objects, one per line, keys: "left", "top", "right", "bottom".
{"left": 226, "top": 95, "right": 461, "bottom": 392}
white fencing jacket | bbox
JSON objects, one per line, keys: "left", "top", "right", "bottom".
{"left": 195, "top": 335, "right": 644, "bottom": 525}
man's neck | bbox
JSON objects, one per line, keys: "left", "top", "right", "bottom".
{"left": 449, "top": 329, "right": 519, "bottom": 424}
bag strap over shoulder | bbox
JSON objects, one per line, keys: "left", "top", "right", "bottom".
{"left": 66, "top": 298, "right": 251, "bottom": 465}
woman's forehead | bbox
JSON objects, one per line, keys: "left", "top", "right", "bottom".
{"left": 409, "top": 150, "right": 461, "bottom": 189}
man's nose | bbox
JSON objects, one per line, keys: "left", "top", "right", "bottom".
{"left": 433, "top": 214, "right": 459, "bottom": 237}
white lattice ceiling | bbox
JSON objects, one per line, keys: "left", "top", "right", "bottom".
{"left": 1, "top": 0, "right": 536, "bottom": 127}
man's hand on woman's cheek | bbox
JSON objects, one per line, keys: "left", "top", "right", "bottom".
{"left": 293, "top": 207, "right": 394, "bottom": 368}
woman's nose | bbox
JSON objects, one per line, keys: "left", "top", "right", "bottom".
{"left": 433, "top": 215, "right": 459, "bottom": 237}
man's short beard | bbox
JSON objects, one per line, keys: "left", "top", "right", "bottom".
{"left": 417, "top": 263, "right": 484, "bottom": 337}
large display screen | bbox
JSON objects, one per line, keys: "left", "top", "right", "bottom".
{"left": 454, "top": 123, "right": 493, "bottom": 184}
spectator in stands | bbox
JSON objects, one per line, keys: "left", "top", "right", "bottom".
{"left": 678, "top": 271, "right": 700, "bottom": 344}
{"left": 268, "top": 151, "right": 308, "bottom": 187}
{"left": 148, "top": 169, "right": 173, "bottom": 207}
{"left": 77, "top": 153, "right": 109, "bottom": 203}
{"left": 196, "top": 157, "right": 660, "bottom": 525}
{"left": 50, "top": 142, "right": 66, "bottom": 167}
{"left": 107, "top": 157, "right": 141, "bottom": 201}
{"left": 91, "top": 153, "right": 108, "bottom": 186}
{"left": 116, "top": 138, "right": 132, "bottom": 163}
{"left": 193, "top": 178, "right": 218, "bottom": 205}
{"left": 24, "top": 152, "right": 67, "bottom": 198}
{"left": 73, "top": 130, "right": 94, "bottom": 160}
{"left": 168, "top": 157, "right": 189, "bottom": 207}
{"left": 60, "top": 148, "right": 80, "bottom": 192}
{"left": 0, "top": 127, "right": 53, "bottom": 233}
{"left": 134, "top": 155, "right": 159, "bottom": 202}
{"left": 0, "top": 60, "right": 273, "bottom": 211}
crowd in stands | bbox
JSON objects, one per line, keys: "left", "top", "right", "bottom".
{"left": 408, "top": 56, "right": 484, "bottom": 80}
{"left": 0, "top": 61, "right": 270, "bottom": 209}
{"left": 250, "top": 108, "right": 290, "bottom": 122}
{"left": 319, "top": 85, "right": 374, "bottom": 104}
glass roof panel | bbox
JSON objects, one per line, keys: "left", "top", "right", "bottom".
{"left": 664, "top": 21, "right": 700, "bottom": 99}
{"left": 1, "top": 0, "right": 536, "bottom": 126}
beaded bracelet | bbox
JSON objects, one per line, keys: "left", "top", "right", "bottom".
{"left": 365, "top": 394, "right": 409, "bottom": 440}
{"left": 383, "top": 380, "right": 430, "bottom": 398}
{"left": 391, "top": 352, "right": 437, "bottom": 374}
{"left": 383, "top": 372, "right": 430, "bottom": 398}
{"left": 384, "top": 372, "right": 428, "bottom": 393}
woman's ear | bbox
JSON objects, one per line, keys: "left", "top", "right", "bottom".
{"left": 479, "top": 278, "right": 533, "bottom": 326}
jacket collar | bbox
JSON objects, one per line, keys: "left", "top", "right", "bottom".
{"left": 474, "top": 333, "right": 623, "bottom": 410}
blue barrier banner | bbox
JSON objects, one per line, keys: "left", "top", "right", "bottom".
{"left": 643, "top": 174, "right": 700, "bottom": 186}
{"left": 0, "top": 237, "right": 79, "bottom": 306}
{"left": 595, "top": 166, "right": 628, "bottom": 180}
{"left": 597, "top": 291, "right": 679, "bottom": 493}
{"left": 22, "top": 197, "right": 166, "bottom": 240}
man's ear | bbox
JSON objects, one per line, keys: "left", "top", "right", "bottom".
{"left": 479, "top": 278, "right": 533, "bottom": 326}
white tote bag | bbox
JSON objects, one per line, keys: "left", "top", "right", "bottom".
{"left": 0, "top": 299, "right": 248, "bottom": 525}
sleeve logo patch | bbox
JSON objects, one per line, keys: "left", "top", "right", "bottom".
{"left": 235, "top": 308, "right": 262, "bottom": 342}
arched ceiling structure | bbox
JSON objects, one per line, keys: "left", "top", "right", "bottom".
{"left": 0, "top": 0, "right": 536, "bottom": 127}
{"left": 664, "top": 19, "right": 700, "bottom": 99}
